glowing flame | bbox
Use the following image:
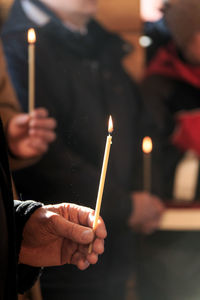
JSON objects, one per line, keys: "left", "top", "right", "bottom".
{"left": 108, "top": 116, "right": 113, "bottom": 134}
{"left": 28, "top": 28, "right": 36, "bottom": 44}
{"left": 142, "top": 136, "right": 152, "bottom": 154}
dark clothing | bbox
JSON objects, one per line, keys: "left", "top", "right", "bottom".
{"left": 2, "top": 0, "right": 142, "bottom": 299}
{"left": 137, "top": 231, "right": 200, "bottom": 300}
{"left": 137, "top": 54, "right": 200, "bottom": 299}
{"left": 144, "top": 18, "right": 172, "bottom": 64}
{"left": 0, "top": 117, "right": 42, "bottom": 300}
{"left": 0, "top": 189, "right": 8, "bottom": 300}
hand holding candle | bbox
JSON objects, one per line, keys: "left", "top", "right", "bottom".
{"left": 28, "top": 28, "right": 36, "bottom": 113}
{"left": 89, "top": 116, "right": 113, "bottom": 253}
{"left": 142, "top": 136, "right": 153, "bottom": 193}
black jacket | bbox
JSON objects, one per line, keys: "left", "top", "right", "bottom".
{"left": 2, "top": 0, "right": 142, "bottom": 293}
{"left": 0, "top": 118, "right": 42, "bottom": 300}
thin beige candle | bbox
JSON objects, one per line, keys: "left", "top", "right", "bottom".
{"left": 28, "top": 28, "right": 36, "bottom": 113}
{"left": 142, "top": 136, "right": 153, "bottom": 193}
{"left": 89, "top": 116, "right": 113, "bottom": 253}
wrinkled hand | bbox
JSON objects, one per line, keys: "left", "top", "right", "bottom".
{"left": 19, "top": 203, "right": 107, "bottom": 270}
{"left": 7, "top": 108, "right": 56, "bottom": 158}
{"left": 129, "top": 192, "right": 165, "bottom": 234}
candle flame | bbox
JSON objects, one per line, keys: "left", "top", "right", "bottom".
{"left": 28, "top": 28, "right": 36, "bottom": 44}
{"left": 108, "top": 116, "right": 113, "bottom": 134}
{"left": 142, "top": 136, "right": 152, "bottom": 154}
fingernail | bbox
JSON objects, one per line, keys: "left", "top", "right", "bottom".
{"left": 17, "top": 114, "right": 29, "bottom": 124}
{"left": 83, "top": 260, "right": 90, "bottom": 268}
{"left": 81, "top": 229, "right": 93, "bottom": 242}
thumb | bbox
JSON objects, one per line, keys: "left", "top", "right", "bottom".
{"left": 53, "top": 215, "right": 94, "bottom": 244}
{"left": 13, "top": 114, "right": 30, "bottom": 127}
{"left": 8, "top": 114, "right": 30, "bottom": 139}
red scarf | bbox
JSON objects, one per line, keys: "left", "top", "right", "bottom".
{"left": 172, "top": 110, "right": 200, "bottom": 156}
{"left": 146, "top": 43, "right": 200, "bottom": 88}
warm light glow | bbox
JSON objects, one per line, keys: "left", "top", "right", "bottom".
{"left": 108, "top": 116, "right": 113, "bottom": 134}
{"left": 140, "top": 0, "right": 163, "bottom": 21}
{"left": 142, "top": 136, "right": 153, "bottom": 154}
{"left": 28, "top": 28, "right": 36, "bottom": 44}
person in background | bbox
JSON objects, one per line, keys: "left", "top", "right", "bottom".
{"left": 0, "top": 41, "right": 107, "bottom": 300}
{"left": 2, "top": 0, "right": 164, "bottom": 299}
{"left": 0, "top": 42, "right": 56, "bottom": 168}
{"left": 137, "top": 0, "right": 200, "bottom": 299}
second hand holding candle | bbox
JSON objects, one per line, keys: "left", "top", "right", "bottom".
{"left": 88, "top": 116, "right": 113, "bottom": 254}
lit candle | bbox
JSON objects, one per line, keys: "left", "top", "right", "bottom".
{"left": 28, "top": 28, "right": 36, "bottom": 113}
{"left": 89, "top": 116, "right": 113, "bottom": 253}
{"left": 142, "top": 136, "right": 153, "bottom": 193}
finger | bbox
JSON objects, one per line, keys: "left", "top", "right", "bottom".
{"left": 30, "top": 108, "right": 49, "bottom": 118}
{"left": 92, "top": 238, "right": 104, "bottom": 255}
{"left": 29, "top": 118, "right": 57, "bottom": 130}
{"left": 88, "top": 214, "right": 107, "bottom": 239}
{"left": 29, "top": 129, "right": 56, "bottom": 143}
{"left": 12, "top": 114, "right": 30, "bottom": 127}
{"left": 142, "top": 219, "right": 160, "bottom": 234}
{"left": 78, "top": 244, "right": 90, "bottom": 255}
{"left": 28, "top": 139, "right": 48, "bottom": 153}
{"left": 86, "top": 252, "right": 98, "bottom": 265}
{"left": 152, "top": 201, "right": 165, "bottom": 218}
{"left": 70, "top": 252, "right": 90, "bottom": 270}
{"left": 77, "top": 207, "right": 94, "bottom": 231}
{"left": 76, "top": 206, "right": 107, "bottom": 239}
{"left": 50, "top": 214, "right": 94, "bottom": 244}
{"left": 48, "top": 203, "right": 92, "bottom": 225}
{"left": 48, "top": 204, "right": 106, "bottom": 241}
{"left": 79, "top": 237, "right": 104, "bottom": 256}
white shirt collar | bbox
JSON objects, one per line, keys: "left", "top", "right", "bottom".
{"left": 21, "top": 0, "right": 88, "bottom": 34}
{"left": 21, "top": 0, "right": 50, "bottom": 26}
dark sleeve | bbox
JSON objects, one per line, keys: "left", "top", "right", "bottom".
{"left": 14, "top": 200, "right": 43, "bottom": 294}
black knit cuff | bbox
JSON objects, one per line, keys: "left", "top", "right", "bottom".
{"left": 14, "top": 200, "right": 43, "bottom": 257}
{"left": 17, "top": 264, "right": 43, "bottom": 294}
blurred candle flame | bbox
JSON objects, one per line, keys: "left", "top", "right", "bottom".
{"left": 142, "top": 136, "right": 152, "bottom": 154}
{"left": 28, "top": 28, "right": 36, "bottom": 44}
{"left": 108, "top": 116, "right": 114, "bottom": 134}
